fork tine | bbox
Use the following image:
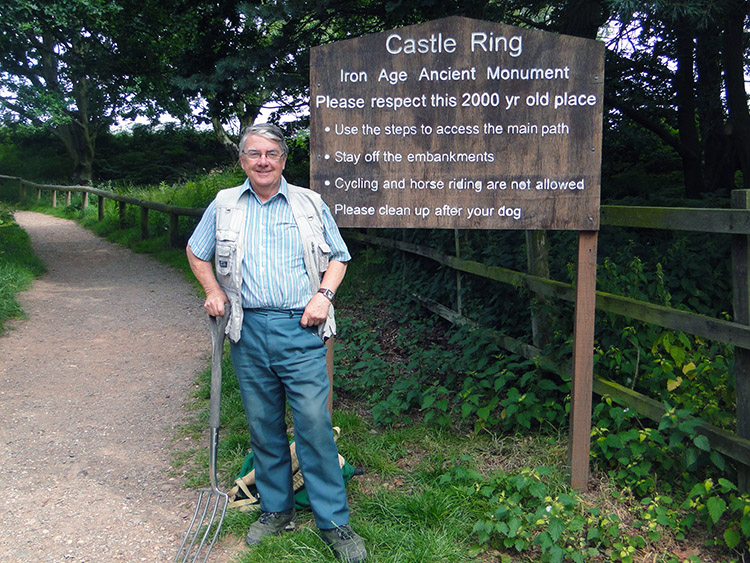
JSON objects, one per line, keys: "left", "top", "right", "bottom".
{"left": 174, "top": 489, "right": 229, "bottom": 563}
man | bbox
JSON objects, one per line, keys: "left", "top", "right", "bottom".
{"left": 186, "top": 123, "right": 366, "bottom": 563}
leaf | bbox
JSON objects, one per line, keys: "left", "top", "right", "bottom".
{"left": 693, "top": 434, "right": 710, "bottom": 452}
{"left": 548, "top": 517, "right": 563, "bottom": 541}
{"left": 667, "top": 377, "right": 682, "bottom": 391}
{"left": 724, "top": 528, "right": 741, "bottom": 549}
{"left": 706, "top": 496, "right": 727, "bottom": 524}
{"left": 508, "top": 517, "right": 521, "bottom": 537}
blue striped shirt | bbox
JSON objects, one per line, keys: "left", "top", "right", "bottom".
{"left": 188, "top": 177, "right": 351, "bottom": 309}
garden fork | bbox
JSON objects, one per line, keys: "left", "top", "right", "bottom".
{"left": 174, "top": 313, "right": 230, "bottom": 563}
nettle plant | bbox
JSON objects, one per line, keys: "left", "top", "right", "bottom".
{"left": 443, "top": 462, "right": 667, "bottom": 563}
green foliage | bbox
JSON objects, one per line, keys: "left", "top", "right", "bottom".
{"left": 95, "top": 125, "right": 232, "bottom": 185}
{"left": 0, "top": 206, "right": 45, "bottom": 333}
{"left": 0, "top": 125, "right": 233, "bottom": 186}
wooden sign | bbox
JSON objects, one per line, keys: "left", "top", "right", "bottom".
{"left": 310, "top": 16, "right": 604, "bottom": 230}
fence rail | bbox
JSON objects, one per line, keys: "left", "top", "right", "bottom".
{"left": 345, "top": 190, "right": 750, "bottom": 486}
{"left": 0, "top": 175, "right": 205, "bottom": 247}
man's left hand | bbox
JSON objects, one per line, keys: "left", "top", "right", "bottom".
{"left": 301, "top": 293, "right": 331, "bottom": 327}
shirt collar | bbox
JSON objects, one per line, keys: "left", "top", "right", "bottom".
{"left": 240, "top": 176, "right": 289, "bottom": 203}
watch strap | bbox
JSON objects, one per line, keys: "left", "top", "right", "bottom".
{"left": 317, "top": 287, "right": 335, "bottom": 302}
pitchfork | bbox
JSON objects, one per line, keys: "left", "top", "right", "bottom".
{"left": 175, "top": 313, "right": 230, "bottom": 563}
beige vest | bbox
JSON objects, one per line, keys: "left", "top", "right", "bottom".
{"left": 214, "top": 182, "right": 335, "bottom": 343}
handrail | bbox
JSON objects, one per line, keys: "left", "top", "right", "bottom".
{"left": 0, "top": 174, "right": 206, "bottom": 246}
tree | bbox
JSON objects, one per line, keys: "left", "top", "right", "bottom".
{"left": 604, "top": 0, "right": 750, "bottom": 197}
{"left": 0, "top": 0, "right": 183, "bottom": 183}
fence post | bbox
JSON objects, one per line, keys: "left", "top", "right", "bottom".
{"left": 52, "top": 189, "right": 57, "bottom": 207}
{"left": 66, "top": 191, "right": 72, "bottom": 206}
{"left": 169, "top": 213, "right": 179, "bottom": 248}
{"left": 98, "top": 195, "right": 105, "bottom": 221}
{"left": 18, "top": 178, "right": 25, "bottom": 201}
{"left": 732, "top": 189, "right": 750, "bottom": 491}
{"left": 526, "top": 230, "right": 553, "bottom": 349}
{"left": 82, "top": 191, "right": 89, "bottom": 210}
{"left": 569, "top": 230, "right": 598, "bottom": 491}
{"left": 141, "top": 206, "right": 149, "bottom": 240}
{"left": 118, "top": 201, "right": 126, "bottom": 229}
{"left": 454, "top": 229, "right": 463, "bottom": 315}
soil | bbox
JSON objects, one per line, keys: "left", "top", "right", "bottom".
{"left": 0, "top": 212, "right": 244, "bottom": 563}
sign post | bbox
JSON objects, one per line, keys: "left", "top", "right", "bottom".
{"left": 311, "top": 16, "right": 604, "bottom": 489}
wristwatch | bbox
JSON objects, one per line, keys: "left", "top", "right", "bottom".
{"left": 317, "top": 287, "right": 335, "bottom": 302}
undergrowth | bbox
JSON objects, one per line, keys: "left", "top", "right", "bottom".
{"left": 0, "top": 206, "right": 45, "bottom": 334}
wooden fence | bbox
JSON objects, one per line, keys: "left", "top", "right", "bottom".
{"left": 0, "top": 175, "right": 205, "bottom": 247}
{"left": 347, "top": 191, "right": 750, "bottom": 489}
{"left": 4, "top": 174, "right": 750, "bottom": 487}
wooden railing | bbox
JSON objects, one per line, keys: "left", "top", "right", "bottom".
{"left": 345, "top": 190, "right": 750, "bottom": 487}
{"left": 4, "top": 173, "right": 750, "bottom": 485}
{"left": 0, "top": 175, "right": 205, "bottom": 247}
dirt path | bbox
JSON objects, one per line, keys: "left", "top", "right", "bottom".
{"left": 0, "top": 212, "right": 242, "bottom": 563}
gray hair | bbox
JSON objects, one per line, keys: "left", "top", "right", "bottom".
{"left": 238, "top": 123, "right": 289, "bottom": 156}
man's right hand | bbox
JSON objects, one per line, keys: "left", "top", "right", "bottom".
{"left": 187, "top": 245, "right": 230, "bottom": 318}
{"left": 204, "top": 287, "right": 229, "bottom": 317}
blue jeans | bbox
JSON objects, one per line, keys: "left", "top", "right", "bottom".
{"left": 230, "top": 308, "right": 349, "bottom": 529}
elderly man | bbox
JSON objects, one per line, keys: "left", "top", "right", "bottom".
{"left": 186, "top": 123, "right": 366, "bottom": 562}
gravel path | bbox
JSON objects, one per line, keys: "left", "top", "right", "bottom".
{"left": 0, "top": 212, "right": 242, "bottom": 563}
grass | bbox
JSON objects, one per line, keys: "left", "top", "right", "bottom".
{"left": 0, "top": 206, "right": 45, "bottom": 334}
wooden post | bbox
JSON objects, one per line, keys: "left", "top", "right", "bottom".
{"left": 66, "top": 191, "right": 72, "bottom": 206}
{"left": 732, "top": 189, "right": 750, "bottom": 491}
{"left": 569, "top": 230, "right": 598, "bottom": 491}
{"left": 18, "top": 178, "right": 25, "bottom": 201}
{"left": 36, "top": 187, "right": 41, "bottom": 201}
{"left": 98, "top": 195, "right": 105, "bottom": 221}
{"left": 455, "top": 229, "right": 463, "bottom": 315}
{"left": 169, "top": 213, "right": 179, "bottom": 248}
{"left": 141, "top": 206, "right": 149, "bottom": 239}
{"left": 526, "top": 230, "right": 553, "bottom": 349}
{"left": 118, "top": 201, "right": 126, "bottom": 229}
{"left": 82, "top": 191, "right": 89, "bottom": 210}
{"left": 51, "top": 190, "right": 57, "bottom": 207}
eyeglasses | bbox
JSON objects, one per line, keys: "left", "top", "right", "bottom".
{"left": 241, "top": 149, "right": 284, "bottom": 161}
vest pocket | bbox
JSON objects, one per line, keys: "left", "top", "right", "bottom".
{"left": 215, "top": 230, "right": 238, "bottom": 278}
{"left": 313, "top": 241, "right": 331, "bottom": 272}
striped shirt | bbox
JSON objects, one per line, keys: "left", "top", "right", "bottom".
{"left": 188, "top": 177, "right": 351, "bottom": 310}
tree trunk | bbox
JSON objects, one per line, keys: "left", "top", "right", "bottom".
{"left": 211, "top": 116, "right": 239, "bottom": 162}
{"left": 557, "top": 0, "right": 607, "bottom": 39}
{"left": 723, "top": 0, "right": 750, "bottom": 189}
{"left": 53, "top": 120, "right": 96, "bottom": 185}
{"left": 674, "top": 20, "right": 705, "bottom": 199}
{"left": 696, "top": 25, "right": 734, "bottom": 194}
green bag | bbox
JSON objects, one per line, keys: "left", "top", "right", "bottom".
{"left": 228, "top": 427, "right": 355, "bottom": 511}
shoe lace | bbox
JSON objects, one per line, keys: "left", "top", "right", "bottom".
{"left": 258, "top": 511, "right": 284, "bottom": 524}
{"left": 333, "top": 525, "right": 355, "bottom": 540}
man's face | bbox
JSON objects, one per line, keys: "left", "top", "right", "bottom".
{"left": 240, "top": 134, "right": 287, "bottom": 194}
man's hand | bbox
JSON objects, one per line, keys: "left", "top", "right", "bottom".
{"left": 187, "top": 245, "right": 229, "bottom": 318}
{"left": 301, "top": 292, "right": 331, "bottom": 328}
{"left": 204, "top": 287, "right": 230, "bottom": 317}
